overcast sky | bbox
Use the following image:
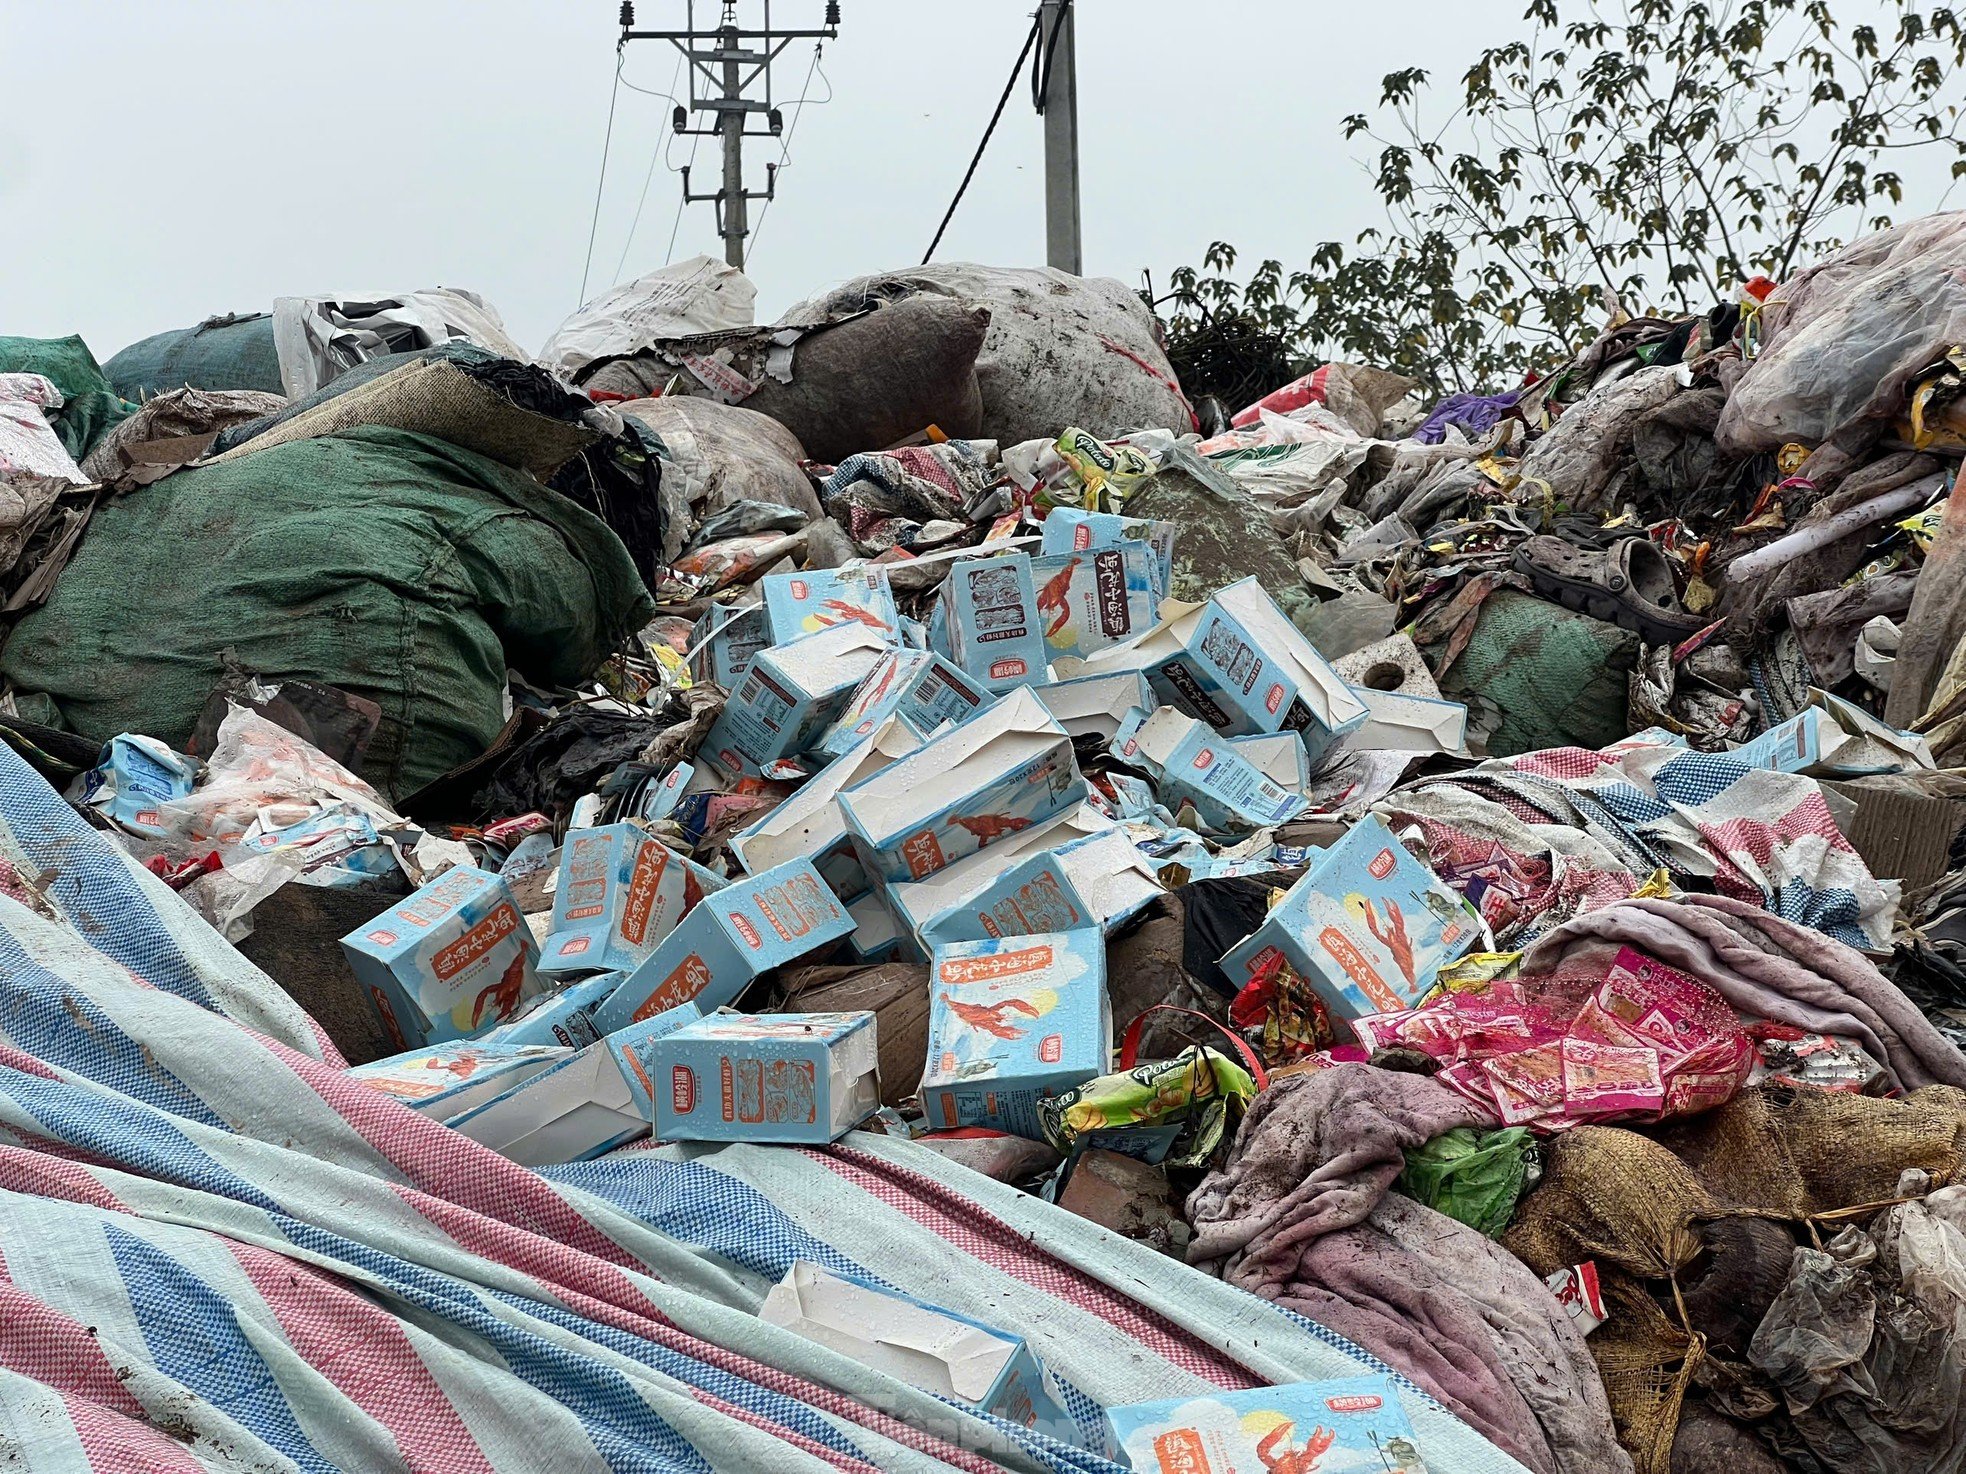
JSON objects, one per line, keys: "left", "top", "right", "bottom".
{"left": 0, "top": 0, "right": 1514, "bottom": 357}
{"left": 1, "top": 1, "right": 1954, "bottom": 361}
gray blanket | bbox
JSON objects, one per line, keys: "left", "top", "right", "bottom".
{"left": 1186, "top": 1064, "right": 1633, "bottom": 1474}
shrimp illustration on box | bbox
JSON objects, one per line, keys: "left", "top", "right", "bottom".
{"left": 1250, "top": 1416, "right": 1336, "bottom": 1474}
{"left": 1035, "top": 556, "right": 1080, "bottom": 640}
{"left": 921, "top": 930, "right": 1110, "bottom": 1139}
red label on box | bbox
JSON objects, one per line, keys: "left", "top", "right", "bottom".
{"left": 672, "top": 1065, "right": 697, "bottom": 1114}
{"left": 939, "top": 944, "right": 1054, "bottom": 984}
{"left": 730, "top": 913, "right": 762, "bottom": 948}
{"left": 990, "top": 658, "right": 1029, "bottom": 680}
{"left": 1326, "top": 1394, "right": 1384, "bottom": 1412}
{"left": 1039, "top": 1034, "right": 1062, "bottom": 1063}
{"left": 1266, "top": 683, "right": 1286, "bottom": 713}
{"left": 369, "top": 987, "right": 406, "bottom": 1051}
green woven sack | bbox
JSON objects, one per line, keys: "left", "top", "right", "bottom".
{"left": 0, "top": 334, "right": 135, "bottom": 459}
{"left": 0, "top": 426, "right": 652, "bottom": 799}
{"left": 1439, "top": 588, "right": 1639, "bottom": 756}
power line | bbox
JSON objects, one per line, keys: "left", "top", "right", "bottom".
{"left": 664, "top": 129, "right": 702, "bottom": 267}
{"left": 613, "top": 50, "right": 689, "bottom": 282}
{"left": 745, "top": 43, "right": 830, "bottom": 267}
{"left": 579, "top": 51, "right": 626, "bottom": 306}
{"left": 922, "top": 15, "right": 1041, "bottom": 266}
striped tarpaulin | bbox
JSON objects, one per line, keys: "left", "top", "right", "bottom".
{"left": 0, "top": 742, "right": 1531, "bottom": 1472}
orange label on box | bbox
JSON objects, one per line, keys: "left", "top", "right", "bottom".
{"left": 432, "top": 904, "right": 519, "bottom": 981}
{"left": 1367, "top": 847, "right": 1397, "bottom": 881}
{"left": 757, "top": 872, "right": 829, "bottom": 941}
{"left": 902, "top": 829, "right": 947, "bottom": 879}
{"left": 620, "top": 841, "right": 670, "bottom": 946}
{"left": 636, "top": 953, "right": 711, "bottom": 1019}
{"left": 1320, "top": 925, "right": 1401, "bottom": 1012}
{"left": 1150, "top": 1428, "right": 1211, "bottom": 1474}
{"left": 938, "top": 944, "right": 1054, "bottom": 985}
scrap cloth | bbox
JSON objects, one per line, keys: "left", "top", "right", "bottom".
{"left": 0, "top": 745, "right": 1532, "bottom": 1474}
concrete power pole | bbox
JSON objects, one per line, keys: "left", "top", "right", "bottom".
{"left": 620, "top": 2, "right": 840, "bottom": 270}
{"left": 1035, "top": 0, "right": 1082, "bottom": 275}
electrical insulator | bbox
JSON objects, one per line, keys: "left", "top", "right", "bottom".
{"left": 619, "top": 2, "right": 634, "bottom": 28}
{"left": 672, "top": 105, "right": 688, "bottom": 132}
{"left": 768, "top": 108, "right": 784, "bottom": 135}
{"left": 825, "top": 2, "right": 841, "bottom": 25}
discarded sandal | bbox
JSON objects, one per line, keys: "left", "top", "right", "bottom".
{"left": 1512, "top": 534, "right": 1709, "bottom": 644}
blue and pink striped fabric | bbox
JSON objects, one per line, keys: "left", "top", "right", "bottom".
{"left": 0, "top": 742, "right": 1530, "bottom": 1472}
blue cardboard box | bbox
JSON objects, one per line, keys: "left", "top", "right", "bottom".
{"left": 691, "top": 600, "right": 770, "bottom": 689}
{"left": 730, "top": 717, "right": 925, "bottom": 903}
{"left": 1208, "top": 577, "right": 1370, "bottom": 760}
{"left": 1108, "top": 1373, "right": 1429, "bottom": 1473}
{"left": 1080, "top": 596, "right": 1300, "bottom": 737}
{"left": 761, "top": 1261, "right": 1074, "bottom": 1438}
{"left": 603, "top": 1001, "right": 708, "bottom": 1119}
{"left": 1344, "top": 688, "right": 1470, "bottom": 755}
{"left": 921, "top": 929, "right": 1110, "bottom": 1139}
{"left": 918, "top": 850, "right": 1097, "bottom": 947}
{"left": 339, "top": 866, "right": 547, "bottom": 1050}
{"left": 639, "top": 762, "right": 694, "bottom": 820}
{"left": 481, "top": 972, "right": 623, "bottom": 1050}
{"left": 1227, "top": 730, "right": 1311, "bottom": 791}
{"left": 838, "top": 687, "right": 1085, "bottom": 885}
{"left": 446, "top": 1036, "right": 656, "bottom": 1166}
{"left": 1034, "top": 669, "right": 1155, "bottom": 742}
{"left": 1218, "top": 814, "right": 1479, "bottom": 1022}
{"left": 1029, "top": 542, "right": 1158, "bottom": 662}
{"left": 541, "top": 824, "right": 726, "bottom": 978}
{"left": 593, "top": 857, "right": 854, "bottom": 1033}
{"left": 935, "top": 551, "right": 1048, "bottom": 694}
{"left": 700, "top": 622, "right": 893, "bottom": 777}
{"left": 1040, "top": 506, "right": 1176, "bottom": 602}
{"left": 643, "top": 1011, "right": 880, "bottom": 1143}
{"left": 1125, "top": 708, "right": 1310, "bottom": 833}
{"left": 888, "top": 808, "right": 1160, "bottom": 942}
{"left": 762, "top": 565, "right": 902, "bottom": 645}
{"left": 347, "top": 1041, "right": 570, "bottom": 1121}
{"left": 814, "top": 648, "right": 993, "bottom": 762}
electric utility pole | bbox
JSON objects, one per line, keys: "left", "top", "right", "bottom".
{"left": 619, "top": 1, "right": 840, "bottom": 269}
{"left": 1034, "top": 0, "right": 1081, "bottom": 274}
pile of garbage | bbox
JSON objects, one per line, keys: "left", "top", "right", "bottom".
{"left": 4, "top": 216, "right": 1966, "bottom": 1473}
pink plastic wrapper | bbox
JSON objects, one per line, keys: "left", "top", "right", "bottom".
{"left": 1230, "top": 368, "right": 1330, "bottom": 428}
{"left": 1358, "top": 947, "right": 1753, "bottom": 1131}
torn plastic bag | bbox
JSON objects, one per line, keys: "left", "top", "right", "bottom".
{"left": 272, "top": 287, "right": 527, "bottom": 398}
{"left": 537, "top": 255, "right": 757, "bottom": 380}
{"left": 580, "top": 296, "right": 989, "bottom": 464}
{"left": 0, "top": 375, "right": 88, "bottom": 486}
{"left": 1719, "top": 212, "right": 1966, "bottom": 453}
{"left": 617, "top": 395, "right": 820, "bottom": 522}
